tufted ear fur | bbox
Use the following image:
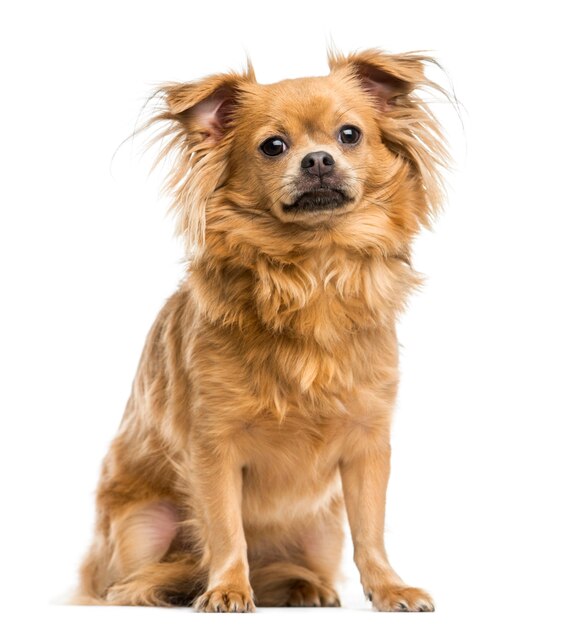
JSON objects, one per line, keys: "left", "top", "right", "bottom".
{"left": 163, "top": 72, "right": 251, "bottom": 142}
{"left": 147, "top": 65, "right": 256, "bottom": 251}
{"left": 328, "top": 48, "right": 425, "bottom": 112}
{"left": 328, "top": 48, "right": 451, "bottom": 221}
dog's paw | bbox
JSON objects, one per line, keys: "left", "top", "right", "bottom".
{"left": 368, "top": 585, "right": 434, "bottom": 612}
{"left": 194, "top": 586, "right": 255, "bottom": 612}
{"left": 287, "top": 580, "right": 341, "bottom": 607}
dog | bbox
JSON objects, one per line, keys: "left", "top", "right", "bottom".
{"left": 75, "top": 48, "right": 448, "bottom": 612}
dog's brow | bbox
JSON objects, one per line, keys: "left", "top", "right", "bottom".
{"left": 261, "top": 118, "right": 291, "bottom": 138}
{"left": 335, "top": 106, "right": 355, "bottom": 124}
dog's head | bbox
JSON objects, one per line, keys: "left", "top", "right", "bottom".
{"left": 151, "top": 50, "right": 448, "bottom": 256}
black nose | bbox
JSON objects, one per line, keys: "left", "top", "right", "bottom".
{"left": 300, "top": 151, "right": 335, "bottom": 176}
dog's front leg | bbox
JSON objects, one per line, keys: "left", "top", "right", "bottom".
{"left": 340, "top": 444, "right": 435, "bottom": 612}
{"left": 191, "top": 440, "right": 254, "bottom": 613}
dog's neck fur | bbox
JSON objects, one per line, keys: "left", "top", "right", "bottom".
{"left": 187, "top": 210, "right": 420, "bottom": 415}
{"left": 189, "top": 201, "right": 420, "bottom": 341}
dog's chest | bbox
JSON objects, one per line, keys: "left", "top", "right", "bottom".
{"left": 252, "top": 251, "right": 381, "bottom": 395}
{"left": 253, "top": 249, "right": 414, "bottom": 344}
{"left": 238, "top": 389, "right": 388, "bottom": 526}
{"left": 255, "top": 249, "right": 363, "bottom": 336}
{"left": 240, "top": 417, "right": 344, "bottom": 524}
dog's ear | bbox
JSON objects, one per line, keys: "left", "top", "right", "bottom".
{"left": 328, "top": 49, "right": 425, "bottom": 112}
{"left": 160, "top": 66, "right": 255, "bottom": 143}
{"left": 147, "top": 65, "right": 255, "bottom": 251}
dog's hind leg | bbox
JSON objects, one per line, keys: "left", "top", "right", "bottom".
{"left": 75, "top": 499, "right": 203, "bottom": 605}
{"left": 108, "top": 501, "right": 180, "bottom": 579}
{"left": 105, "top": 558, "right": 205, "bottom": 606}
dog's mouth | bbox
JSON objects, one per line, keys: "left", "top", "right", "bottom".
{"left": 282, "top": 188, "right": 352, "bottom": 213}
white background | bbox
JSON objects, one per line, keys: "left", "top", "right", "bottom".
{"left": 1, "top": 1, "right": 562, "bottom": 624}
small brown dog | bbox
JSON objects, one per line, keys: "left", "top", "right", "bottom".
{"left": 76, "top": 48, "right": 448, "bottom": 612}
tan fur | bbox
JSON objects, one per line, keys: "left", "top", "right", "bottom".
{"left": 75, "top": 48, "right": 448, "bottom": 612}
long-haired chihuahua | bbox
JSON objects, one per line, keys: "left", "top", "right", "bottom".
{"left": 75, "top": 48, "right": 449, "bottom": 612}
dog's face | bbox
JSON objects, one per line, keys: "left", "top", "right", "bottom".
{"left": 228, "top": 74, "right": 388, "bottom": 226}
{"left": 157, "top": 50, "right": 445, "bottom": 251}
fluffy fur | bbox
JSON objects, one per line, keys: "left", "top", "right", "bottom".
{"left": 75, "top": 48, "right": 449, "bottom": 612}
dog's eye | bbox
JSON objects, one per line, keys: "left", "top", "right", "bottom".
{"left": 260, "top": 137, "right": 288, "bottom": 157}
{"left": 338, "top": 125, "right": 362, "bottom": 145}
